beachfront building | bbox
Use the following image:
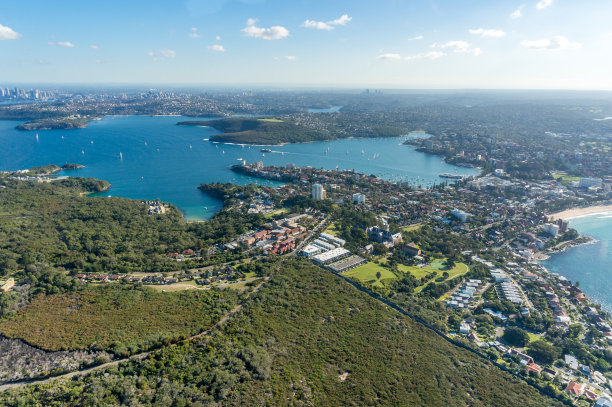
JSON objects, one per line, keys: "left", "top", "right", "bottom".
{"left": 579, "top": 177, "right": 603, "bottom": 189}
{"left": 543, "top": 223, "right": 559, "bottom": 237}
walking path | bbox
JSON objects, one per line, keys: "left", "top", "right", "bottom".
{"left": 0, "top": 278, "right": 269, "bottom": 392}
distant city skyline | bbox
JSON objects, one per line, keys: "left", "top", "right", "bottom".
{"left": 1, "top": 0, "right": 611, "bottom": 89}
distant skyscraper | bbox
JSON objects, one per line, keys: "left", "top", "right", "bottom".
{"left": 312, "top": 183, "right": 326, "bottom": 200}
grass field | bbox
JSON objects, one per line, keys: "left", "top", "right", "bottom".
{"left": 264, "top": 208, "right": 289, "bottom": 218}
{"left": 397, "top": 260, "right": 468, "bottom": 280}
{"left": 402, "top": 223, "right": 422, "bottom": 233}
{"left": 0, "top": 285, "right": 239, "bottom": 353}
{"left": 323, "top": 222, "right": 341, "bottom": 237}
{"left": 343, "top": 262, "right": 398, "bottom": 287}
{"left": 552, "top": 172, "right": 580, "bottom": 182}
{"left": 257, "top": 118, "right": 284, "bottom": 123}
{"left": 146, "top": 280, "right": 202, "bottom": 292}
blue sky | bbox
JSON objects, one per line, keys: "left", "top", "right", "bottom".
{"left": 0, "top": 0, "right": 611, "bottom": 88}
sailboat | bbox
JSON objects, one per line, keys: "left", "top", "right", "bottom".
{"left": 35, "top": 134, "right": 39, "bottom": 143}
{"left": 81, "top": 149, "right": 85, "bottom": 155}
{"left": 119, "top": 152, "right": 123, "bottom": 160}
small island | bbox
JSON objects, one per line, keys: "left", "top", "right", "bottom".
{"left": 177, "top": 117, "right": 330, "bottom": 145}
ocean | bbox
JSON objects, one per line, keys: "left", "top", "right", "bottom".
{"left": 0, "top": 115, "right": 477, "bottom": 220}
{"left": 540, "top": 213, "right": 612, "bottom": 314}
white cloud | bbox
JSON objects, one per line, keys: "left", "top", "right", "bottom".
{"left": 303, "top": 14, "right": 352, "bottom": 30}
{"left": 189, "top": 27, "right": 200, "bottom": 38}
{"left": 376, "top": 53, "right": 402, "bottom": 60}
{"left": 242, "top": 18, "right": 289, "bottom": 40}
{"left": 90, "top": 45, "right": 99, "bottom": 50}
{"left": 159, "top": 49, "right": 176, "bottom": 58}
{"left": 469, "top": 28, "right": 506, "bottom": 38}
{"left": 283, "top": 55, "right": 297, "bottom": 60}
{"left": 407, "top": 35, "right": 424, "bottom": 41}
{"left": 208, "top": 44, "right": 225, "bottom": 52}
{"left": 405, "top": 51, "right": 446, "bottom": 60}
{"left": 376, "top": 51, "right": 445, "bottom": 61}
{"left": 0, "top": 24, "right": 20, "bottom": 40}
{"left": 536, "top": 0, "right": 553, "bottom": 10}
{"left": 49, "top": 41, "right": 76, "bottom": 48}
{"left": 329, "top": 14, "right": 351, "bottom": 26}
{"left": 520, "top": 35, "right": 581, "bottom": 50}
{"left": 148, "top": 49, "right": 176, "bottom": 61}
{"left": 510, "top": 5, "right": 525, "bottom": 19}
{"left": 216, "top": 35, "right": 221, "bottom": 41}
{"left": 435, "top": 40, "right": 482, "bottom": 55}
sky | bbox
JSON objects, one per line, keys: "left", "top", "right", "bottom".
{"left": 0, "top": 0, "right": 611, "bottom": 89}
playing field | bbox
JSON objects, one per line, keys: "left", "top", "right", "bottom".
{"left": 343, "top": 262, "right": 398, "bottom": 287}
{"left": 397, "top": 260, "right": 469, "bottom": 281}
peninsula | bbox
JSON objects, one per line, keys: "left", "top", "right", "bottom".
{"left": 177, "top": 117, "right": 330, "bottom": 144}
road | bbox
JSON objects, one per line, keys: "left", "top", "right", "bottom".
{"left": 0, "top": 277, "right": 269, "bottom": 392}
{"left": 290, "top": 216, "right": 330, "bottom": 256}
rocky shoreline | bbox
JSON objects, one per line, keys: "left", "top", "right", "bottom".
{"left": 533, "top": 234, "right": 596, "bottom": 260}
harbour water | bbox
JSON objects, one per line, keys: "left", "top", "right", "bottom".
{"left": 0, "top": 115, "right": 477, "bottom": 220}
{"left": 540, "top": 213, "right": 612, "bottom": 314}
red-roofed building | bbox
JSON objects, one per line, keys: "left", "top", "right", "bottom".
{"left": 584, "top": 388, "right": 598, "bottom": 402}
{"left": 565, "top": 381, "right": 585, "bottom": 396}
{"left": 526, "top": 363, "right": 542, "bottom": 374}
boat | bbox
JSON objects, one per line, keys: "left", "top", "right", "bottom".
{"left": 439, "top": 173, "right": 464, "bottom": 179}
{"left": 260, "top": 148, "right": 272, "bottom": 153}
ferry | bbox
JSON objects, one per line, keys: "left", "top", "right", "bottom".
{"left": 260, "top": 148, "right": 272, "bottom": 153}
{"left": 439, "top": 173, "right": 464, "bottom": 179}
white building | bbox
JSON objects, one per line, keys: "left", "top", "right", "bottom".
{"left": 312, "top": 247, "right": 350, "bottom": 265}
{"left": 352, "top": 193, "right": 366, "bottom": 204}
{"left": 543, "top": 223, "right": 559, "bottom": 237}
{"left": 451, "top": 208, "right": 468, "bottom": 222}
{"left": 579, "top": 177, "right": 603, "bottom": 189}
{"left": 319, "top": 232, "right": 346, "bottom": 247}
{"left": 312, "top": 183, "right": 326, "bottom": 200}
{"left": 255, "top": 161, "right": 264, "bottom": 169}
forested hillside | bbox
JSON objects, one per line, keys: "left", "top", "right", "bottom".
{"left": 0, "top": 260, "right": 564, "bottom": 406}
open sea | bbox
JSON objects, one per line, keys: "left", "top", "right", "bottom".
{"left": 540, "top": 213, "right": 612, "bottom": 314}
{"left": 0, "top": 115, "right": 477, "bottom": 220}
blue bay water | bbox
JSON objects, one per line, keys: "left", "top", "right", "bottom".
{"left": 540, "top": 213, "right": 612, "bottom": 314}
{"left": 0, "top": 115, "right": 477, "bottom": 220}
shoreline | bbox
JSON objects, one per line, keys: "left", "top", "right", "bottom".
{"left": 532, "top": 235, "right": 597, "bottom": 261}
{"left": 547, "top": 203, "right": 612, "bottom": 221}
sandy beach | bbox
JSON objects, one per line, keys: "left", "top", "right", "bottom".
{"left": 548, "top": 204, "right": 612, "bottom": 221}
